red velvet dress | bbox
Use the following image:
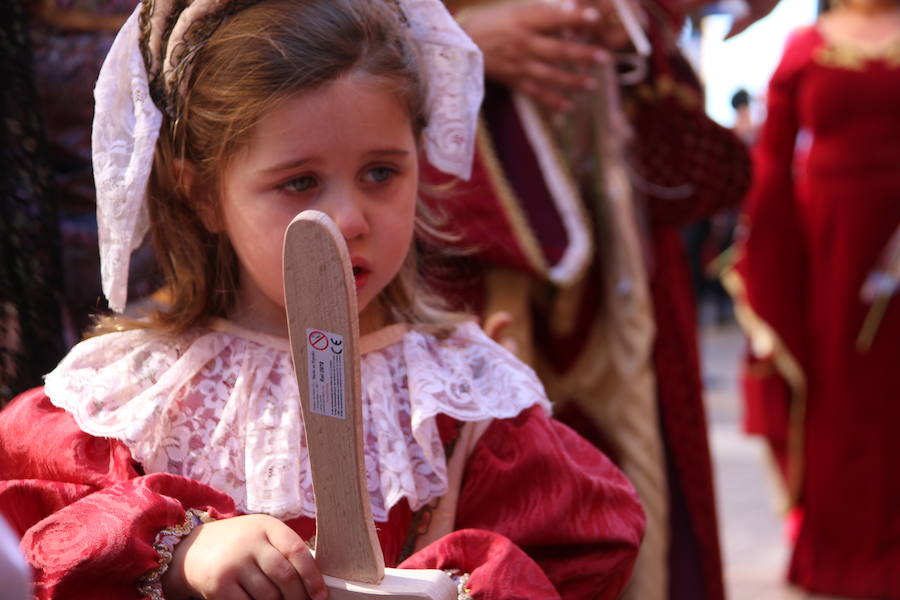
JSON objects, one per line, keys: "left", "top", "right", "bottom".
{"left": 731, "top": 25, "right": 900, "bottom": 597}
{"left": 0, "top": 321, "right": 645, "bottom": 600}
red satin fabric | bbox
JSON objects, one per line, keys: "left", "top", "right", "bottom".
{"left": 0, "top": 389, "right": 644, "bottom": 599}
{"left": 735, "top": 26, "right": 900, "bottom": 597}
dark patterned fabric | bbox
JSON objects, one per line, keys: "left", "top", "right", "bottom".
{"left": 0, "top": 0, "right": 66, "bottom": 405}
{"left": 30, "top": 2, "right": 125, "bottom": 341}
{"left": 28, "top": 0, "right": 159, "bottom": 344}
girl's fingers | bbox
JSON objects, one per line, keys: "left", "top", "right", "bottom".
{"left": 236, "top": 563, "right": 282, "bottom": 600}
{"left": 255, "top": 545, "right": 310, "bottom": 600}
{"left": 264, "top": 523, "right": 327, "bottom": 600}
{"left": 212, "top": 583, "right": 254, "bottom": 600}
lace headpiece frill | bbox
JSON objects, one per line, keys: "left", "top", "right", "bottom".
{"left": 43, "top": 322, "right": 549, "bottom": 522}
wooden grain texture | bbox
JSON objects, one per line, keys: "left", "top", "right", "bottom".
{"left": 284, "top": 210, "right": 384, "bottom": 583}
{"left": 283, "top": 210, "right": 456, "bottom": 599}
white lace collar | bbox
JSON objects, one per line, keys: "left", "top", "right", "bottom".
{"left": 44, "top": 321, "right": 549, "bottom": 522}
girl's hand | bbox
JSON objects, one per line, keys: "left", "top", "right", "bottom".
{"left": 162, "top": 514, "right": 327, "bottom": 600}
{"left": 460, "top": 0, "right": 608, "bottom": 110}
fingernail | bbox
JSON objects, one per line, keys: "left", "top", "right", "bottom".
{"left": 583, "top": 7, "right": 600, "bottom": 21}
{"left": 560, "top": 0, "right": 576, "bottom": 12}
{"left": 593, "top": 50, "right": 611, "bottom": 63}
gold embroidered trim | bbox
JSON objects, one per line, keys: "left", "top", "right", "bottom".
{"left": 815, "top": 39, "right": 900, "bottom": 70}
{"left": 721, "top": 266, "right": 807, "bottom": 508}
{"left": 443, "top": 569, "right": 473, "bottom": 600}
{"left": 137, "top": 508, "right": 215, "bottom": 600}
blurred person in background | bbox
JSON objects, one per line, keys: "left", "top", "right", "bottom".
{"left": 730, "top": 87, "right": 757, "bottom": 145}
{"left": 725, "top": 0, "right": 900, "bottom": 595}
{"left": 428, "top": 1, "right": 751, "bottom": 599}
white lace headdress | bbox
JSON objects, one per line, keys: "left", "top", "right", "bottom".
{"left": 93, "top": 0, "right": 483, "bottom": 312}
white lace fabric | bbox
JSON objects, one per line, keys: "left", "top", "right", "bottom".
{"left": 92, "top": 7, "right": 161, "bottom": 313}
{"left": 44, "top": 322, "right": 549, "bottom": 522}
{"left": 403, "top": 0, "right": 483, "bottom": 180}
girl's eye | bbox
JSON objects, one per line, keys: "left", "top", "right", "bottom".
{"left": 364, "top": 166, "right": 396, "bottom": 184}
{"left": 280, "top": 175, "right": 317, "bottom": 193}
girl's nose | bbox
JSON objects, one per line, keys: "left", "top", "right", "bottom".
{"left": 322, "top": 193, "right": 369, "bottom": 241}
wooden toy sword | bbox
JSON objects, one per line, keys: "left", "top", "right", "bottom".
{"left": 283, "top": 210, "right": 456, "bottom": 600}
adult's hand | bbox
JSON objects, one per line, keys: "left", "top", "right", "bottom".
{"left": 460, "top": 1, "right": 611, "bottom": 110}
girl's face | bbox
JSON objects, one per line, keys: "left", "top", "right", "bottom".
{"left": 217, "top": 74, "right": 419, "bottom": 336}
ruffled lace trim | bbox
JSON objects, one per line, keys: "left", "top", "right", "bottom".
{"left": 45, "top": 322, "right": 549, "bottom": 522}
{"left": 137, "top": 508, "right": 213, "bottom": 600}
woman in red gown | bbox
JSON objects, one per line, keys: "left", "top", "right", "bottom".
{"left": 727, "top": 0, "right": 900, "bottom": 595}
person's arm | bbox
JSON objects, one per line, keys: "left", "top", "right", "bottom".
{"left": 0, "top": 389, "right": 325, "bottom": 600}
{"left": 400, "top": 405, "right": 645, "bottom": 599}
{"left": 731, "top": 28, "right": 813, "bottom": 368}
{"left": 726, "top": 29, "right": 816, "bottom": 480}
{"left": 6, "top": 473, "right": 238, "bottom": 600}
{"left": 0, "top": 389, "right": 230, "bottom": 599}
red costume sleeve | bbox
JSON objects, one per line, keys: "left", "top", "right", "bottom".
{"left": 731, "top": 29, "right": 816, "bottom": 442}
{"left": 400, "top": 406, "right": 645, "bottom": 599}
{"left": 0, "top": 388, "right": 239, "bottom": 600}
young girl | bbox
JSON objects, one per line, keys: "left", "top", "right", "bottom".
{"left": 0, "top": 1, "right": 645, "bottom": 598}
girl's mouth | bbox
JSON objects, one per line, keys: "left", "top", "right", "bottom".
{"left": 352, "top": 264, "right": 370, "bottom": 290}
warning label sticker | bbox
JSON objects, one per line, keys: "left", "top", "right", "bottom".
{"left": 305, "top": 328, "right": 345, "bottom": 419}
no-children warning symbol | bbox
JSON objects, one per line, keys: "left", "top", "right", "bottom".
{"left": 308, "top": 330, "right": 329, "bottom": 351}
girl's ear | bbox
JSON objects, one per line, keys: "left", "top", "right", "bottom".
{"left": 174, "top": 158, "right": 222, "bottom": 233}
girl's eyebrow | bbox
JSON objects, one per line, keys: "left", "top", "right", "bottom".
{"left": 261, "top": 149, "right": 410, "bottom": 175}
{"left": 363, "top": 148, "right": 410, "bottom": 159}
{"left": 260, "top": 156, "right": 314, "bottom": 176}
